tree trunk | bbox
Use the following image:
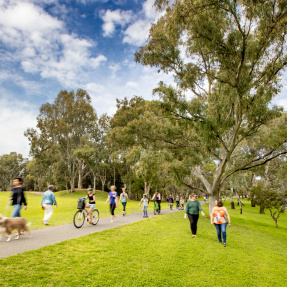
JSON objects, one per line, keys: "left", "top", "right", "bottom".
{"left": 113, "top": 165, "right": 116, "bottom": 185}
{"left": 259, "top": 206, "right": 265, "bottom": 214}
{"left": 70, "top": 177, "right": 75, "bottom": 193}
{"left": 78, "top": 171, "right": 83, "bottom": 189}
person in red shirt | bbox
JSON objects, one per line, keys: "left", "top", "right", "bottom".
{"left": 210, "top": 200, "right": 231, "bottom": 247}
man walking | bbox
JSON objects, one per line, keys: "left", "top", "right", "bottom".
{"left": 41, "top": 185, "right": 58, "bottom": 225}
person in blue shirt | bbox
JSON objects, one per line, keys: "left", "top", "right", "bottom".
{"left": 41, "top": 185, "right": 58, "bottom": 225}
{"left": 105, "top": 185, "right": 118, "bottom": 223}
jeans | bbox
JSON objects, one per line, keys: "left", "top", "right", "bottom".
{"left": 43, "top": 204, "right": 54, "bottom": 222}
{"left": 11, "top": 204, "right": 22, "bottom": 218}
{"left": 122, "top": 202, "right": 127, "bottom": 211}
{"left": 214, "top": 223, "right": 227, "bottom": 243}
{"left": 187, "top": 213, "right": 199, "bottom": 235}
{"left": 143, "top": 205, "right": 148, "bottom": 217}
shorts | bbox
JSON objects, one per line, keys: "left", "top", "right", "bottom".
{"left": 87, "top": 203, "right": 95, "bottom": 208}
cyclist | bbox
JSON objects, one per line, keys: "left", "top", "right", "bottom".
{"left": 85, "top": 188, "right": 95, "bottom": 224}
{"left": 151, "top": 190, "right": 161, "bottom": 212}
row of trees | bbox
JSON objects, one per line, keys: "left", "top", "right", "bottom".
{"left": 0, "top": 1, "right": 286, "bottom": 222}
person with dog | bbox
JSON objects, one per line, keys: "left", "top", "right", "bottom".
{"left": 41, "top": 185, "right": 58, "bottom": 225}
{"left": 151, "top": 190, "right": 161, "bottom": 211}
{"left": 85, "top": 188, "right": 95, "bottom": 224}
{"left": 10, "top": 177, "right": 27, "bottom": 218}
{"left": 119, "top": 188, "right": 129, "bottom": 216}
{"left": 210, "top": 200, "right": 231, "bottom": 247}
{"left": 184, "top": 193, "right": 205, "bottom": 237}
{"left": 105, "top": 185, "right": 118, "bottom": 223}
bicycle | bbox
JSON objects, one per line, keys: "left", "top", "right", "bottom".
{"left": 73, "top": 197, "right": 100, "bottom": 228}
{"left": 153, "top": 200, "right": 161, "bottom": 215}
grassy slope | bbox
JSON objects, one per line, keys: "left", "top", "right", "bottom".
{"left": 0, "top": 190, "right": 149, "bottom": 229}
{"left": 0, "top": 200, "right": 286, "bottom": 287}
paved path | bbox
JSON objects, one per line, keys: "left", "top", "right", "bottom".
{"left": 0, "top": 208, "right": 181, "bottom": 258}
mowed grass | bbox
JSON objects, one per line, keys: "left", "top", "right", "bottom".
{"left": 0, "top": 190, "right": 148, "bottom": 229}
{"left": 0, "top": 200, "right": 286, "bottom": 287}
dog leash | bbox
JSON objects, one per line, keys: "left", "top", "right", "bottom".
{"left": 3, "top": 199, "right": 11, "bottom": 217}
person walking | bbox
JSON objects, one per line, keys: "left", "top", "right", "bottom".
{"left": 168, "top": 194, "right": 174, "bottom": 210}
{"left": 151, "top": 190, "right": 161, "bottom": 211}
{"left": 10, "top": 177, "right": 27, "bottom": 218}
{"left": 210, "top": 200, "right": 231, "bottom": 247}
{"left": 179, "top": 196, "right": 185, "bottom": 210}
{"left": 175, "top": 194, "right": 180, "bottom": 209}
{"left": 41, "top": 185, "right": 58, "bottom": 225}
{"left": 105, "top": 185, "right": 118, "bottom": 222}
{"left": 139, "top": 194, "right": 149, "bottom": 218}
{"left": 119, "top": 188, "right": 129, "bottom": 216}
{"left": 184, "top": 193, "right": 205, "bottom": 237}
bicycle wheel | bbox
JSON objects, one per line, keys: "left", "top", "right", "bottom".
{"left": 154, "top": 206, "right": 156, "bottom": 215}
{"left": 91, "top": 209, "right": 99, "bottom": 225}
{"left": 73, "top": 210, "right": 85, "bottom": 228}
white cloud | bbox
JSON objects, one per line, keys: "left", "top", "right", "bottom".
{"left": 125, "top": 81, "right": 138, "bottom": 88}
{"left": 0, "top": 96, "right": 37, "bottom": 158}
{"left": 100, "top": 9, "right": 133, "bottom": 37}
{"left": 0, "top": 1, "right": 106, "bottom": 87}
{"left": 123, "top": 19, "right": 150, "bottom": 46}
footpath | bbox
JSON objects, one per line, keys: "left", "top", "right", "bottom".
{"left": 0, "top": 208, "right": 181, "bottom": 258}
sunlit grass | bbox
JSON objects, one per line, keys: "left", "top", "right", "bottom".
{"left": 0, "top": 200, "right": 286, "bottom": 286}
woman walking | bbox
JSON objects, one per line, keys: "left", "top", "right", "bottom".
{"left": 10, "top": 177, "right": 27, "bottom": 218}
{"left": 119, "top": 188, "right": 129, "bottom": 216}
{"left": 210, "top": 200, "right": 231, "bottom": 247}
{"left": 105, "top": 185, "right": 118, "bottom": 222}
{"left": 184, "top": 194, "right": 205, "bottom": 237}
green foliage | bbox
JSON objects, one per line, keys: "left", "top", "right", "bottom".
{"left": 134, "top": 0, "right": 287, "bottom": 204}
{"left": 0, "top": 152, "right": 27, "bottom": 190}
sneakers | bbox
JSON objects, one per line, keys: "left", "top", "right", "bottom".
{"left": 44, "top": 221, "right": 49, "bottom": 225}
{"left": 111, "top": 220, "right": 114, "bottom": 223}
{"left": 223, "top": 242, "right": 226, "bottom": 247}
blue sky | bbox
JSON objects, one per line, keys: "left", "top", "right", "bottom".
{"left": 0, "top": 0, "right": 173, "bottom": 157}
{"left": 0, "top": 0, "right": 286, "bottom": 158}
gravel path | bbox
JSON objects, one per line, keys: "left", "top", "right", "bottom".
{"left": 0, "top": 208, "right": 181, "bottom": 258}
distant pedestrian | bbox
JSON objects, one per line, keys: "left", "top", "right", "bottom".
{"left": 41, "top": 185, "right": 58, "bottom": 225}
{"left": 210, "top": 200, "right": 231, "bottom": 247}
{"left": 9, "top": 178, "right": 27, "bottom": 218}
{"left": 105, "top": 185, "right": 118, "bottom": 222}
{"left": 139, "top": 194, "right": 149, "bottom": 218}
{"left": 179, "top": 196, "right": 185, "bottom": 210}
{"left": 184, "top": 194, "right": 205, "bottom": 237}
{"left": 120, "top": 188, "right": 129, "bottom": 216}
{"left": 168, "top": 194, "right": 174, "bottom": 210}
{"left": 175, "top": 194, "right": 180, "bottom": 209}
{"left": 85, "top": 188, "right": 95, "bottom": 224}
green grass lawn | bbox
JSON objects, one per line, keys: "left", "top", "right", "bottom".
{"left": 0, "top": 200, "right": 286, "bottom": 286}
{"left": 0, "top": 190, "right": 154, "bottom": 229}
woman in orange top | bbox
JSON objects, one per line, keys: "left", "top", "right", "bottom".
{"left": 210, "top": 200, "right": 231, "bottom": 247}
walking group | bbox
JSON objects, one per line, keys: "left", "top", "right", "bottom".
{"left": 6, "top": 179, "right": 231, "bottom": 247}
{"left": 184, "top": 193, "right": 231, "bottom": 246}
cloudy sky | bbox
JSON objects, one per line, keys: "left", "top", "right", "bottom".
{"left": 0, "top": 0, "right": 286, "bottom": 158}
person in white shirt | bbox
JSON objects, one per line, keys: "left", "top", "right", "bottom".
{"left": 139, "top": 194, "right": 149, "bottom": 218}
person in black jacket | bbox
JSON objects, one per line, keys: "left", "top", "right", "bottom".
{"left": 10, "top": 177, "right": 27, "bottom": 218}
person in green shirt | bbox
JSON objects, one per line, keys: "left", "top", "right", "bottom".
{"left": 184, "top": 193, "right": 205, "bottom": 237}
{"left": 119, "top": 188, "right": 129, "bottom": 216}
